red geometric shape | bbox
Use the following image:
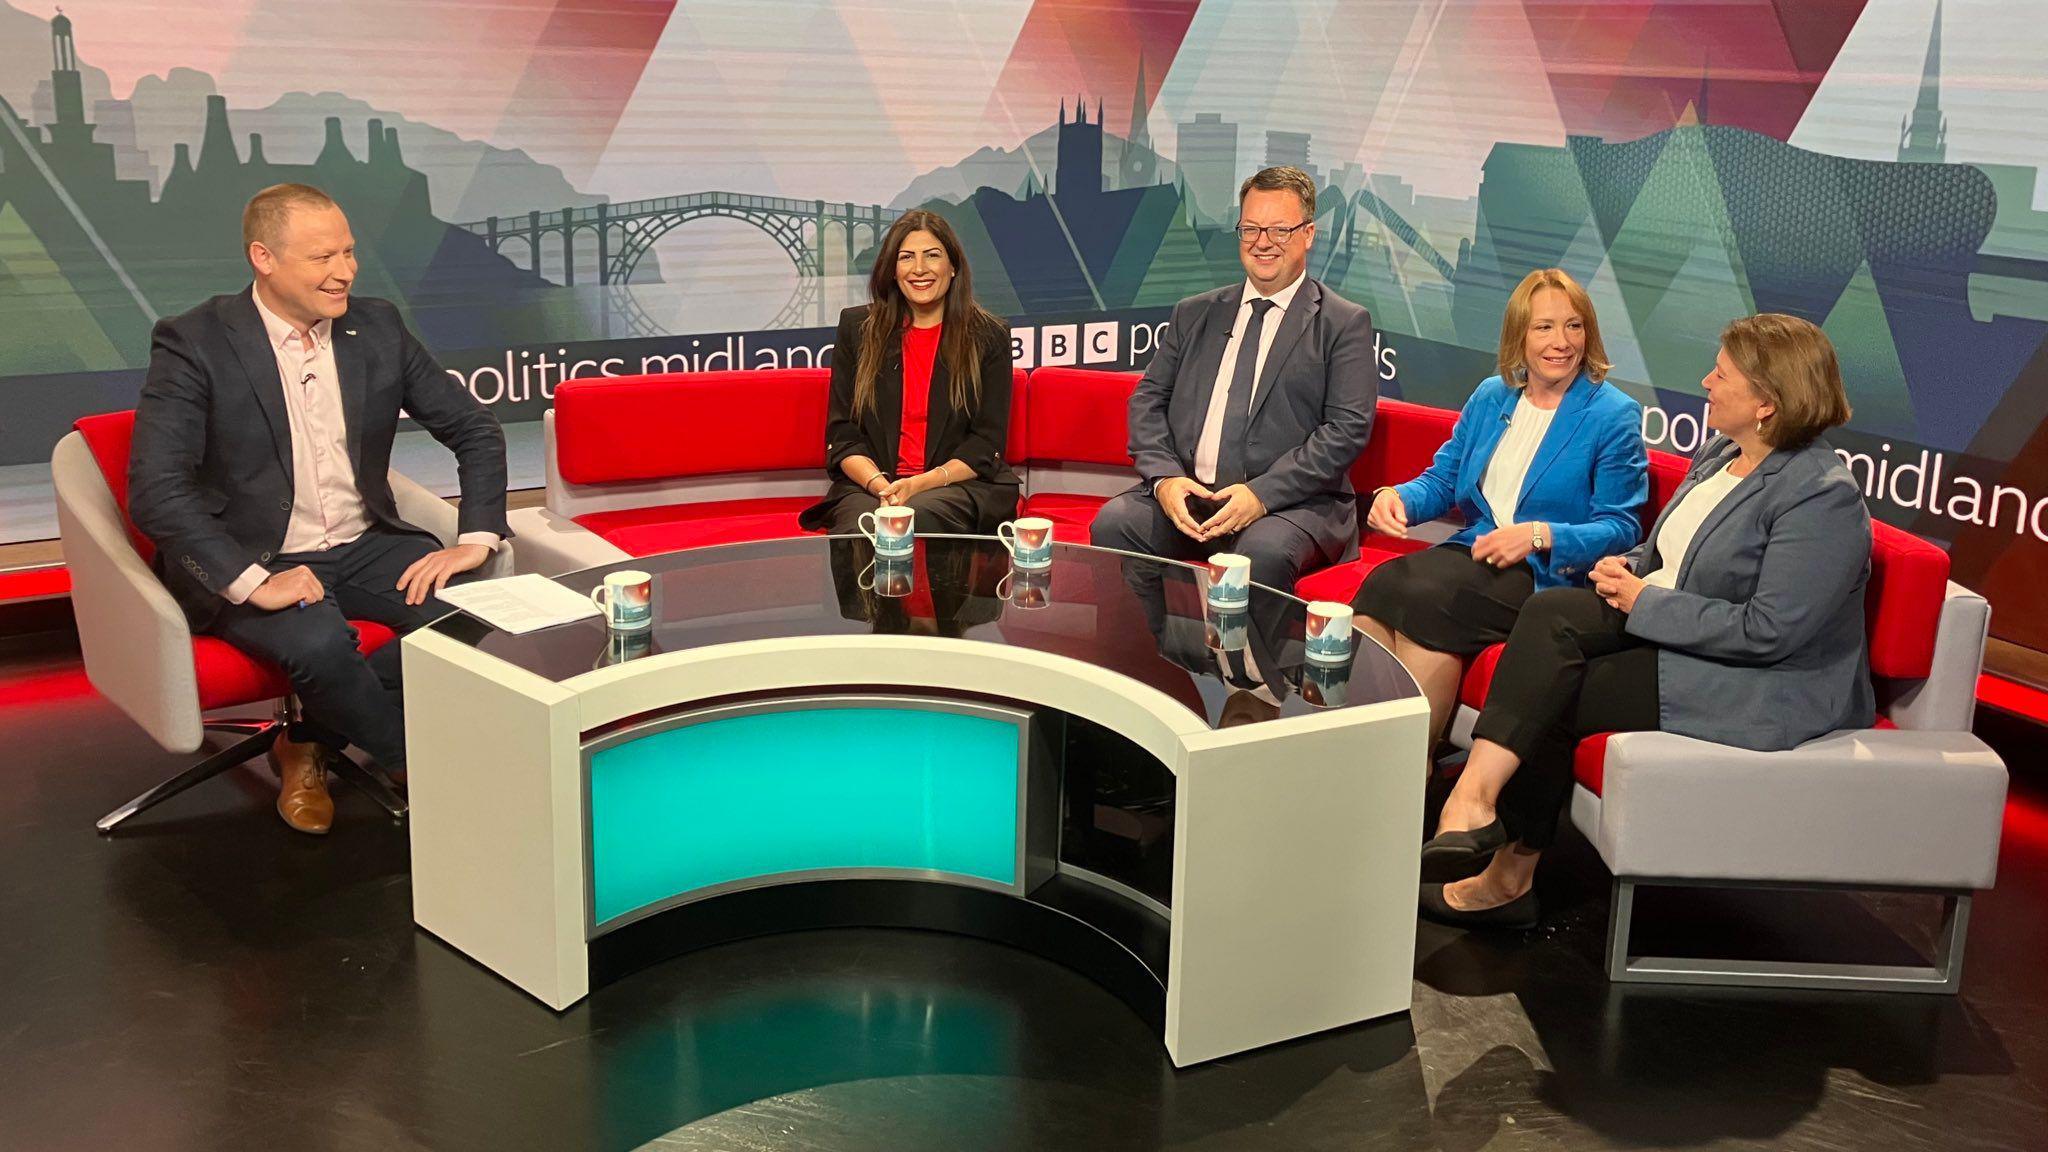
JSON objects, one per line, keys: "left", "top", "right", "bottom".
{"left": 982, "top": 0, "right": 1202, "bottom": 137}
{"left": 1521, "top": 1, "right": 1871, "bottom": 142}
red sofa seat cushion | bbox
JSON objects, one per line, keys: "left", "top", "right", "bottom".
{"left": 1291, "top": 537, "right": 1431, "bottom": 603}
{"left": 1459, "top": 642, "right": 1506, "bottom": 711}
{"left": 195, "top": 622, "right": 396, "bottom": 712}
{"left": 1023, "top": 367, "right": 1139, "bottom": 466}
{"left": 554, "top": 370, "right": 830, "bottom": 486}
{"left": 1020, "top": 492, "right": 1112, "bottom": 542}
{"left": 572, "top": 497, "right": 818, "bottom": 556}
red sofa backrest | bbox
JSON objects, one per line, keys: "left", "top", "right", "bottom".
{"left": 1021, "top": 367, "right": 1139, "bottom": 466}
{"left": 1867, "top": 520, "right": 1949, "bottom": 681}
{"left": 554, "top": 370, "right": 831, "bottom": 486}
{"left": 1350, "top": 398, "right": 1459, "bottom": 494}
{"left": 1004, "top": 368, "right": 1031, "bottom": 466}
{"left": 73, "top": 410, "right": 154, "bottom": 561}
{"left": 1646, "top": 450, "right": 1690, "bottom": 517}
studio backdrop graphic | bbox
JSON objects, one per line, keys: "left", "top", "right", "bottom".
{"left": 4, "top": 0, "right": 2048, "bottom": 655}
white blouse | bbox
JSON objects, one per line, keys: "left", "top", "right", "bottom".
{"left": 1478, "top": 394, "right": 1557, "bottom": 527}
{"left": 1642, "top": 464, "right": 1746, "bottom": 589}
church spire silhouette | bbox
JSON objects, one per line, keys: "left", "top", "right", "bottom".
{"left": 1899, "top": 0, "right": 1948, "bottom": 163}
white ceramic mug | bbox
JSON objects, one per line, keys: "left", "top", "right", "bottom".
{"left": 590, "top": 569, "right": 653, "bottom": 632}
{"left": 1207, "top": 552, "right": 1252, "bottom": 607}
{"left": 1304, "top": 600, "right": 1355, "bottom": 663}
{"left": 859, "top": 505, "right": 916, "bottom": 558}
{"left": 996, "top": 516, "right": 1055, "bottom": 568}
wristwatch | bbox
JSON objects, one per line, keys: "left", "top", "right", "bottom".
{"left": 1531, "top": 522, "right": 1548, "bottom": 551}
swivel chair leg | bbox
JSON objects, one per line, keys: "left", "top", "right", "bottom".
{"left": 96, "top": 717, "right": 284, "bottom": 833}
{"left": 328, "top": 755, "right": 408, "bottom": 820}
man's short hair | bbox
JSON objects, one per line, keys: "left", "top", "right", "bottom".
{"left": 1238, "top": 166, "right": 1317, "bottom": 220}
{"left": 243, "top": 184, "right": 337, "bottom": 252}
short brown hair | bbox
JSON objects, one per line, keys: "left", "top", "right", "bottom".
{"left": 1238, "top": 166, "right": 1316, "bottom": 220}
{"left": 1497, "top": 268, "right": 1611, "bottom": 386}
{"left": 242, "top": 183, "right": 337, "bottom": 253}
{"left": 1720, "top": 313, "right": 1853, "bottom": 449}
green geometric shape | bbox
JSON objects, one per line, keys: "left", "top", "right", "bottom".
{"left": 1821, "top": 260, "right": 1919, "bottom": 434}
{"left": 0, "top": 202, "right": 127, "bottom": 374}
{"left": 1606, "top": 123, "right": 1749, "bottom": 333}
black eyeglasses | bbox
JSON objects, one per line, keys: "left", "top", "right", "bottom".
{"left": 1235, "top": 221, "right": 1310, "bottom": 245}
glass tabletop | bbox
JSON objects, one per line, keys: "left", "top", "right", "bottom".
{"left": 424, "top": 535, "right": 1420, "bottom": 730}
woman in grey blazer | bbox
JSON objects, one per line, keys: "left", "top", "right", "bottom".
{"left": 1417, "top": 314, "right": 1873, "bottom": 928}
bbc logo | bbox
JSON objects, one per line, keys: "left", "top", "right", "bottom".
{"left": 1011, "top": 322, "right": 1120, "bottom": 370}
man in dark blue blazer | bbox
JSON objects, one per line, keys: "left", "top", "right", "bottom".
{"left": 128, "top": 184, "right": 509, "bottom": 833}
{"left": 1091, "top": 167, "right": 1377, "bottom": 594}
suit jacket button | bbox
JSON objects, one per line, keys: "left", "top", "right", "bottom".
{"left": 279, "top": 500, "right": 292, "bottom": 511}
{"left": 261, "top": 552, "right": 273, "bottom": 561}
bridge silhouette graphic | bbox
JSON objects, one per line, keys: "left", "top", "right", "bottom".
{"left": 456, "top": 193, "right": 902, "bottom": 336}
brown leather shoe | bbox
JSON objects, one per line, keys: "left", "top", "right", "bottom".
{"left": 267, "top": 733, "right": 334, "bottom": 835}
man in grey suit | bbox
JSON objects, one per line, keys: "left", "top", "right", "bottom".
{"left": 129, "top": 183, "right": 509, "bottom": 833}
{"left": 1091, "top": 166, "right": 1377, "bottom": 594}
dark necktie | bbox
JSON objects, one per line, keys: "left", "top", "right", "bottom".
{"left": 1214, "top": 298, "right": 1278, "bottom": 488}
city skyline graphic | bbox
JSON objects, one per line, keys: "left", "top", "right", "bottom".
{"left": 6, "top": 0, "right": 2048, "bottom": 649}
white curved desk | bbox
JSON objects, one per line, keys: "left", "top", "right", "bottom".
{"left": 403, "top": 536, "right": 1428, "bottom": 1066}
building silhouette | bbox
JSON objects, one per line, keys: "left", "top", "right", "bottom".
{"left": 1178, "top": 112, "right": 1238, "bottom": 225}
{"left": 1056, "top": 97, "right": 1104, "bottom": 198}
{"left": 1264, "top": 130, "right": 1319, "bottom": 186}
{"left": 1899, "top": 0, "right": 1948, "bottom": 164}
{"left": 1119, "top": 53, "right": 1157, "bottom": 191}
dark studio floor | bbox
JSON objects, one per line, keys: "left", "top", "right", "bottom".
{"left": 1, "top": 631, "right": 2044, "bottom": 1152}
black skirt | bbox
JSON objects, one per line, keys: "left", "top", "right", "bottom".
{"left": 1350, "top": 544, "right": 1536, "bottom": 657}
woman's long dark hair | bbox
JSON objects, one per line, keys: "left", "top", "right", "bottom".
{"left": 854, "top": 209, "right": 1003, "bottom": 418}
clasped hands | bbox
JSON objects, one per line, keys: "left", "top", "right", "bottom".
{"left": 872, "top": 470, "right": 942, "bottom": 507}
{"left": 248, "top": 543, "right": 492, "bottom": 611}
{"left": 1590, "top": 554, "right": 1645, "bottom": 613}
{"left": 1159, "top": 476, "right": 1266, "bottom": 541}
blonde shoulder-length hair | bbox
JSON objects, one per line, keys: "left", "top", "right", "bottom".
{"left": 1498, "top": 268, "right": 1611, "bottom": 387}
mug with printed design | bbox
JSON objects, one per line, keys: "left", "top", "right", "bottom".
{"left": 1206, "top": 552, "right": 1252, "bottom": 608}
{"left": 590, "top": 569, "right": 653, "bottom": 632}
{"left": 996, "top": 516, "right": 1055, "bottom": 569}
{"left": 858, "top": 505, "right": 915, "bottom": 558}
{"left": 1303, "top": 600, "right": 1356, "bottom": 663}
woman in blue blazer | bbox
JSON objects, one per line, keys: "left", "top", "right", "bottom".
{"left": 1353, "top": 269, "right": 1647, "bottom": 747}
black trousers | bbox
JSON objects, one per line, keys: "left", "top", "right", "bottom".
{"left": 207, "top": 529, "right": 471, "bottom": 771}
{"left": 1467, "top": 587, "right": 1661, "bottom": 850}
{"left": 1089, "top": 488, "right": 1324, "bottom": 594}
{"left": 825, "top": 485, "right": 990, "bottom": 536}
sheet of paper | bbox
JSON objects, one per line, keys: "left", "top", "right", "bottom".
{"left": 435, "top": 574, "right": 604, "bottom": 634}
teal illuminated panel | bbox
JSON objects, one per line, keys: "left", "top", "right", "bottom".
{"left": 588, "top": 706, "right": 1022, "bottom": 930}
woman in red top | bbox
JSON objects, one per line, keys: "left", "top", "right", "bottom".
{"left": 801, "top": 210, "right": 1019, "bottom": 535}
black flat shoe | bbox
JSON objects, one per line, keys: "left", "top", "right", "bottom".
{"left": 1420, "top": 818, "right": 1508, "bottom": 881}
{"left": 1419, "top": 882, "right": 1539, "bottom": 930}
